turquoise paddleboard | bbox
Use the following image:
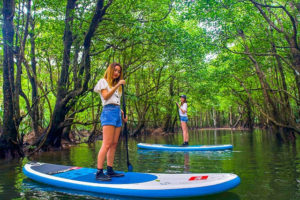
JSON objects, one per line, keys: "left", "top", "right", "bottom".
{"left": 137, "top": 143, "right": 233, "bottom": 151}
{"left": 23, "top": 162, "right": 240, "bottom": 198}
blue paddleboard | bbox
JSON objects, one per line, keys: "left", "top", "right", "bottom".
{"left": 137, "top": 143, "right": 233, "bottom": 151}
{"left": 23, "top": 162, "right": 240, "bottom": 198}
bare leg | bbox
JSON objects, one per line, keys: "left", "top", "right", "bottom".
{"left": 181, "top": 121, "right": 186, "bottom": 142}
{"left": 97, "top": 125, "right": 115, "bottom": 169}
{"left": 185, "top": 122, "right": 189, "bottom": 142}
{"left": 182, "top": 122, "right": 189, "bottom": 142}
{"left": 107, "top": 127, "right": 121, "bottom": 166}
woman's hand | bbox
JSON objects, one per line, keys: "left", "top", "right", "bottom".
{"left": 117, "top": 80, "right": 126, "bottom": 87}
{"left": 176, "top": 102, "right": 180, "bottom": 107}
{"left": 121, "top": 110, "right": 128, "bottom": 123}
{"left": 122, "top": 116, "right": 128, "bottom": 123}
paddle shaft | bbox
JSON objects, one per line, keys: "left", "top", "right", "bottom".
{"left": 122, "top": 84, "right": 133, "bottom": 171}
{"left": 176, "top": 102, "right": 181, "bottom": 122}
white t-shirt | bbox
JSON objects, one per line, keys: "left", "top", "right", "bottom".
{"left": 94, "top": 78, "right": 121, "bottom": 106}
{"left": 179, "top": 103, "right": 188, "bottom": 117}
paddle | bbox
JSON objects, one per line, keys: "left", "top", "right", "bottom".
{"left": 121, "top": 84, "right": 133, "bottom": 172}
{"left": 176, "top": 102, "right": 181, "bottom": 124}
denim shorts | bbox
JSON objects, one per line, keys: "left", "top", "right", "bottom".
{"left": 100, "top": 104, "right": 122, "bottom": 127}
{"left": 180, "top": 116, "right": 188, "bottom": 122}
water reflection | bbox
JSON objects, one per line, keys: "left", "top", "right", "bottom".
{"left": 22, "top": 179, "right": 241, "bottom": 200}
{"left": 22, "top": 179, "right": 150, "bottom": 200}
{"left": 137, "top": 149, "right": 233, "bottom": 173}
{"left": 184, "top": 152, "right": 190, "bottom": 173}
{"left": 0, "top": 129, "right": 299, "bottom": 200}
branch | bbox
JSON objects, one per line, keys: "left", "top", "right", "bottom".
{"left": 135, "top": 67, "right": 181, "bottom": 98}
{"left": 249, "top": 0, "right": 299, "bottom": 50}
{"left": 249, "top": 0, "right": 283, "bottom": 33}
{"left": 44, "top": 54, "right": 57, "bottom": 96}
{"left": 224, "top": 45, "right": 297, "bottom": 73}
{"left": 19, "top": 90, "right": 51, "bottom": 122}
{"left": 66, "top": 102, "right": 101, "bottom": 121}
{"left": 90, "top": 44, "right": 112, "bottom": 56}
{"left": 235, "top": 88, "right": 299, "bottom": 103}
{"left": 138, "top": 1, "right": 173, "bottom": 23}
{"left": 92, "top": 40, "right": 144, "bottom": 56}
{"left": 60, "top": 120, "right": 100, "bottom": 129}
{"left": 27, "top": 82, "right": 54, "bottom": 156}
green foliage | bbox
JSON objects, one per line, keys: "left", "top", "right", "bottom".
{"left": 1, "top": 0, "right": 299, "bottom": 134}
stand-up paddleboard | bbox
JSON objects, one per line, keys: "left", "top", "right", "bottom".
{"left": 137, "top": 143, "right": 233, "bottom": 151}
{"left": 23, "top": 162, "right": 240, "bottom": 198}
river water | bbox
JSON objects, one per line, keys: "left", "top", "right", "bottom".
{"left": 0, "top": 129, "right": 299, "bottom": 200}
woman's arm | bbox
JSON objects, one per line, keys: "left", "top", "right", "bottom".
{"left": 101, "top": 80, "right": 125, "bottom": 100}
{"left": 176, "top": 102, "right": 187, "bottom": 114}
{"left": 180, "top": 107, "right": 186, "bottom": 114}
{"left": 182, "top": 103, "right": 187, "bottom": 114}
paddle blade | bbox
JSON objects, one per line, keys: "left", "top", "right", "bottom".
{"left": 128, "top": 162, "right": 133, "bottom": 172}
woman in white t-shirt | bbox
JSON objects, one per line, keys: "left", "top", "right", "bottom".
{"left": 93, "top": 63, "right": 127, "bottom": 181}
{"left": 176, "top": 95, "right": 189, "bottom": 146}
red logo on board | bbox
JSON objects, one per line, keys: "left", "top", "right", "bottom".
{"left": 189, "top": 176, "right": 208, "bottom": 181}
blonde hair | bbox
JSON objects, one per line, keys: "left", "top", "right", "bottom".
{"left": 103, "top": 62, "right": 123, "bottom": 93}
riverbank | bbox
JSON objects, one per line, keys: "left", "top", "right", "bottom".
{"left": 23, "top": 127, "right": 251, "bottom": 146}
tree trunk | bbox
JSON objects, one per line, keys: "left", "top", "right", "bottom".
{"left": 29, "top": 10, "right": 41, "bottom": 135}
{"left": 240, "top": 31, "right": 278, "bottom": 124}
{"left": 163, "top": 76, "right": 175, "bottom": 132}
{"left": 212, "top": 108, "right": 217, "bottom": 128}
{"left": 88, "top": 102, "right": 101, "bottom": 143}
{"left": 0, "top": 0, "right": 23, "bottom": 158}
{"left": 229, "top": 107, "right": 233, "bottom": 127}
{"left": 293, "top": 70, "right": 300, "bottom": 117}
{"left": 42, "top": 0, "right": 77, "bottom": 149}
{"left": 271, "top": 40, "right": 293, "bottom": 124}
{"left": 41, "top": 0, "right": 112, "bottom": 149}
{"left": 250, "top": 0, "right": 300, "bottom": 128}
{"left": 291, "top": 46, "right": 300, "bottom": 102}
{"left": 244, "top": 98, "right": 254, "bottom": 130}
